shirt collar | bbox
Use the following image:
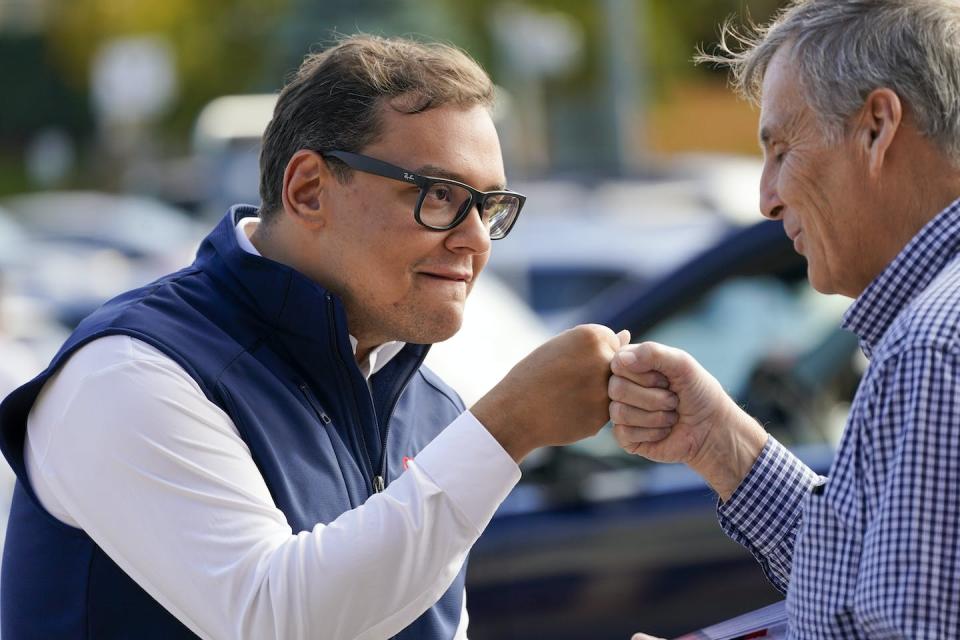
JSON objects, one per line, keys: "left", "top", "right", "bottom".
{"left": 234, "top": 216, "right": 405, "bottom": 379}
{"left": 842, "top": 197, "right": 960, "bottom": 357}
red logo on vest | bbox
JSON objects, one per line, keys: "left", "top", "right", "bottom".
{"left": 402, "top": 456, "right": 414, "bottom": 470}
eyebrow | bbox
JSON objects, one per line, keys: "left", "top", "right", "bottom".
{"left": 414, "top": 164, "right": 508, "bottom": 192}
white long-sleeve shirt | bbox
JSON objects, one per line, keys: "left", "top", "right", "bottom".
{"left": 22, "top": 218, "right": 521, "bottom": 640}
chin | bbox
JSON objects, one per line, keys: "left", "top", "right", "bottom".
{"left": 807, "top": 265, "right": 841, "bottom": 296}
{"left": 421, "top": 315, "right": 464, "bottom": 344}
{"left": 400, "top": 305, "right": 465, "bottom": 345}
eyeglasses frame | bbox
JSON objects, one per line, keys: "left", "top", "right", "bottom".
{"left": 321, "top": 150, "right": 525, "bottom": 240}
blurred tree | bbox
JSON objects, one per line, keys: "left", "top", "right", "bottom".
{"left": 272, "top": 0, "right": 470, "bottom": 76}
{"left": 46, "top": 0, "right": 289, "bottom": 138}
{"left": 0, "top": 0, "right": 792, "bottom": 193}
{"left": 0, "top": 35, "right": 91, "bottom": 143}
{"left": 441, "top": 0, "right": 788, "bottom": 174}
{"left": 648, "top": 0, "right": 785, "bottom": 85}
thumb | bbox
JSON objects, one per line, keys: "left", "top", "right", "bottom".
{"left": 617, "top": 329, "right": 631, "bottom": 347}
{"left": 613, "top": 341, "right": 690, "bottom": 381}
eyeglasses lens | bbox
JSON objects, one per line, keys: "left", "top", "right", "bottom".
{"left": 418, "top": 182, "right": 473, "bottom": 228}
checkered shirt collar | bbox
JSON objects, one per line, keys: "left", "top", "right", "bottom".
{"left": 842, "top": 197, "right": 960, "bottom": 358}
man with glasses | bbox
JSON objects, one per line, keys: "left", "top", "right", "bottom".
{"left": 0, "top": 35, "right": 628, "bottom": 639}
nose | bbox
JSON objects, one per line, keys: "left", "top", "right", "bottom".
{"left": 445, "top": 203, "right": 491, "bottom": 256}
{"left": 759, "top": 160, "right": 784, "bottom": 220}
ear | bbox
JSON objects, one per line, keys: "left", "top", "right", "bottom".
{"left": 280, "top": 150, "right": 333, "bottom": 229}
{"left": 856, "top": 88, "right": 902, "bottom": 177}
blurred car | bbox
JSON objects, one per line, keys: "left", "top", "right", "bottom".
{"left": 0, "top": 207, "right": 29, "bottom": 268}
{"left": 488, "top": 159, "right": 764, "bottom": 327}
{"left": 0, "top": 191, "right": 206, "bottom": 328}
{"left": 0, "top": 205, "right": 65, "bottom": 375}
{"left": 465, "top": 220, "right": 862, "bottom": 639}
{"left": 190, "top": 93, "right": 276, "bottom": 219}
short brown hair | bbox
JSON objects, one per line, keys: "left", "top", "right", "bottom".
{"left": 258, "top": 34, "right": 495, "bottom": 221}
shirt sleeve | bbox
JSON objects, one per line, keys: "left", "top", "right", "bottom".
{"left": 852, "top": 346, "right": 960, "bottom": 637}
{"left": 25, "top": 336, "right": 519, "bottom": 640}
{"left": 716, "top": 435, "right": 822, "bottom": 593}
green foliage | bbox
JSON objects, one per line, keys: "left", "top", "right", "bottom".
{"left": 438, "top": 0, "right": 788, "bottom": 103}
{"left": 45, "top": 0, "right": 289, "bottom": 136}
{"left": 0, "top": 35, "right": 91, "bottom": 143}
{"left": 0, "top": 0, "right": 793, "bottom": 180}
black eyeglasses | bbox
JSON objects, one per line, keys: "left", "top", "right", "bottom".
{"left": 322, "top": 150, "right": 525, "bottom": 240}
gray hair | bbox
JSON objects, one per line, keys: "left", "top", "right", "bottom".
{"left": 697, "top": 0, "right": 960, "bottom": 164}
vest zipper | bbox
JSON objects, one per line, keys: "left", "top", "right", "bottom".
{"left": 300, "top": 377, "right": 382, "bottom": 494}
{"left": 364, "top": 383, "right": 387, "bottom": 494}
{"left": 325, "top": 295, "right": 380, "bottom": 495}
{"left": 373, "top": 347, "right": 428, "bottom": 492}
{"left": 297, "top": 383, "right": 332, "bottom": 424}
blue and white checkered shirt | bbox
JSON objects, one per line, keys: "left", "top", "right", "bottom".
{"left": 717, "top": 197, "right": 960, "bottom": 638}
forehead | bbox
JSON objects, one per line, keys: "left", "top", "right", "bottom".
{"left": 367, "top": 103, "right": 506, "bottom": 188}
{"left": 759, "top": 48, "right": 811, "bottom": 142}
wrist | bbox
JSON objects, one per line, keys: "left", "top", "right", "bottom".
{"left": 689, "top": 404, "right": 767, "bottom": 502}
{"left": 471, "top": 398, "right": 535, "bottom": 464}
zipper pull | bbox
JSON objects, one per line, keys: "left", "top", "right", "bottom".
{"left": 373, "top": 475, "right": 385, "bottom": 493}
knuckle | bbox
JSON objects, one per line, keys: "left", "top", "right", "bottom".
{"left": 609, "top": 401, "right": 624, "bottom": 423}
{"left": 571, "top": 325, "right": 603, "bottom": 355}
{"left": 608, "top": 376, "right": 626, "bottom": 401}
{"left": 610, "top": 355, "right": 624, "bottom": 376}
{"left": 611, "top": 424, "right": 629, "bottom": 447}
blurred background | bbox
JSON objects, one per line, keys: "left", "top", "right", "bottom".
{"left": 0, "top": 1, "right": 864, "bottom": 638}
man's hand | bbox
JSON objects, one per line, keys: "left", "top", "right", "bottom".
{"left": 608, "top": 341, "right": 768, "bottom": 501}
{"left": 473, "top": 324, "right": 630, "bottom": 463}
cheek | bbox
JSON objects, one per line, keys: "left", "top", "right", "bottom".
{"left": 473, "top": 251, "right": 490, "bottom": 277}
{"left": 782, "top": 158, "right": 819, "bottom": 202}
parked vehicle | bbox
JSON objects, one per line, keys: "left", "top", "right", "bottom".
{"left": 0, "top": 191, "right": 205, "bottom": 328}
{"left": 466, "top": 220, "right": 860, "bottom": 639}
{"left": 486, "top": 181, "right": 736, "bottom": 327}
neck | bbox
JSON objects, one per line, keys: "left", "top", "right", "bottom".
{"left": 890, "top": 161, "right": 960, "bottom": 240}
{"left": 249, "top": 218, "right": 294, "bottom": 268}
{"left": 865, "top": 148, "right": 960, "bottom": 285}
{"left": 354, "top": 339, "right": 375, "bottom": 367}
{"left": 250, "top": 219, "right": 383, "bottom": 370}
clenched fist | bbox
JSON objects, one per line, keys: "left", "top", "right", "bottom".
{"left": 608, "top": 341, "right": 768, "bottom": 501}
{"left": 473, "top": 324, "right": 629, "bottom": 462}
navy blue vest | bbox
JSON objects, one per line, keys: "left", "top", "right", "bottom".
{"left": 0, "top": 206, "right": 466, "bottom": 639}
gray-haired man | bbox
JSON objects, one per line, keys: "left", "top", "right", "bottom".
{"left": 612, "top": 1, "right": 960, "bottom": 637}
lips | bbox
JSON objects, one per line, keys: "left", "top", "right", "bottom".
{"left": 784, "top": 224, "right": 802, "bottom": 243}
{"left": 778, "top": 214, "right": 804, "bottom": 255}
{"left": 789, "top": 230, "right": 804, "bottom": 254}
{"left": 417, "top": 269, "right": 472, "bottom": 283}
